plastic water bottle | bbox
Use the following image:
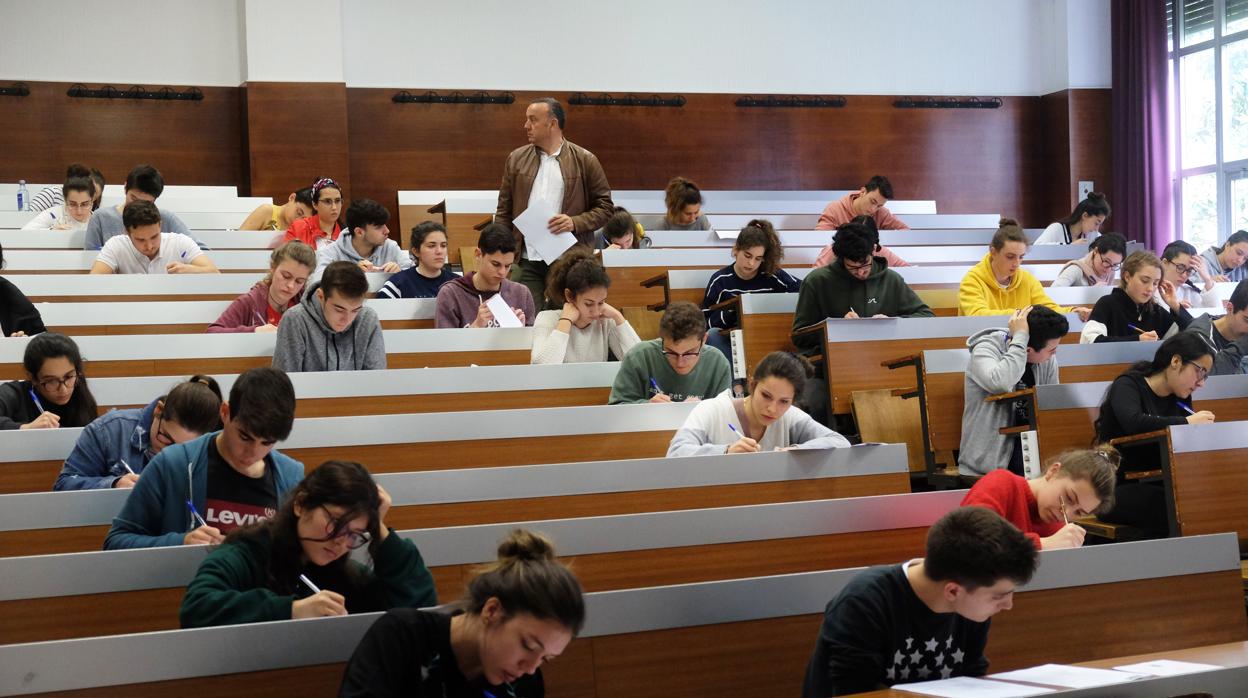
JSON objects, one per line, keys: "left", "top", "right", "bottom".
{"left": 16, "top": 180, "right": 27, "bottom": 211}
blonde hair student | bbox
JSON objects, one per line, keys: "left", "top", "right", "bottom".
{"left": 339, "top": 529, "right": 585, "bottom": 697}
{"left": 961, "top": 447, "right": 1118, "bottom": 550}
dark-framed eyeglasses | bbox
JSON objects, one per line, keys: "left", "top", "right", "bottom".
{"left": 1165, "top": 259, "right": 1194, "bottom": 276}
{"left": 661, "top": 341, "right": 704, "bottom": 361}
{"left": 35, "top": 372, "right": 79, "bottom": 392}
{"left": 306, "top": 505, "right": 372, "bottom": 550}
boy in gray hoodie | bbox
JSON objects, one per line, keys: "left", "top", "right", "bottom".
{"left": 1184, "top": 279, "right": 1248, "bottom": 375}
{"left": 273, "top": 261, "right": 386, "bottom": 372}
{"left": 310, "top": 199, "right": 411, "bottom": 285}
{"left": 957, "top": 305, "right": 1068, "bottom": 477}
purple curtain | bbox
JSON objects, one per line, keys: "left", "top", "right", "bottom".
{"left": 1111, "top": 0, "right": 1172, "bottom": 249}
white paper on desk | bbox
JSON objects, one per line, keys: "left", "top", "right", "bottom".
{"left": 989, "top": 664, "right": 1148, "bottom": 688}
{"left": 714, "top": 227, "right": 732, "bottom": 239}
{"left": 514, "top": 201, "right": 574, "bottom": 261}
{"left": 1112, "top": 659, "right": 1224, "bottom": 676}
{"left": 892, "top": 676, "right": 1054, "bottom": 697}
{"left": 825, "top": 315, "right": 899, "bottom": 322}
{"left": 484, "top": 293, "right": 523, "bottom": 328}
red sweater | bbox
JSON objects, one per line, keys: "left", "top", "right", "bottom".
{"left": 960, "top": 470, "right": 1061, "bottom": 549}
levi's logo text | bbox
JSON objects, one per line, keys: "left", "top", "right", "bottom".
{"left": 204, "top": 500, "right": 277, "bottom": 532}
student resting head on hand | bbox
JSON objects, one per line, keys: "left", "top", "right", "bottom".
{"left": 339, "top": 529, "right": 585, "bottom": 698}
{"left": 0, "top": 332, "right": 98, "bottom": 431}
{"left": 56, "top": 375, "right": 223, "bottom": 491}
{"left": 667, "top": 351, "right": 850, "bottom": 456}
{"left": 530, "top": 246, "right": 639, "bottom": 364}
{"left": 179, "top": 459, "right": 437, "bottom": 628}
{"left": 593, "top": 207, "right": 651, "bottom": 250}
{"left": 1080, "top": 250, "right": 1191, "bottom": 344}
{"left": 802, "top": 507, "right": 1038, "bottom": 696}
{"left": 961, "top": 446, "right": 1118, "bottom": 550}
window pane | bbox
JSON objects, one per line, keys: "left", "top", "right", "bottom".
{"left": 1182, "top": 172, "right": 1220, "bottom": 251}
{"left": 1228, "top": 0, "right": 1248, "bottom": 35}
{"left": 1225, "top": 39, "right": 1248, "bottom": 161}
{"left": 1169, "top": 0, "right": 1176, "bottom": 51}
{"left": 1182, "top": 0, "right": 1215, "bottom": 46}
{"left": 1182, "top": 49, "right": 1218, "bottom": 168}
{"left": 1233, "top": 176, "right": 1248, "bottom": 233}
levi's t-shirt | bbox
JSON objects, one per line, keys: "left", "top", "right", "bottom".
{"left": 203, "top": 436, "right": 278, "bottom": 533}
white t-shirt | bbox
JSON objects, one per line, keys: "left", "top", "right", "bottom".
{"left": 21, "top": 206, "right": 90, "bottom": 232}
{"left": 1035, "top": 222, "right": 1102, "bottom": 245}
{"left": 95, "top": 232, "right": 203, "bottom": 274}
{"left": 523, "top": 143, "right": 565, "bottom": 262}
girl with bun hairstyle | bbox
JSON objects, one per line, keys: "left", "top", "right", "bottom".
{"left": 56, "top": 375, "right": 223, "bottom": 490}
{"left": 339, "top": 529, "right": 585, "bottom": 697}
{"left": 661, "top": 176, "right": 712, "bottom": 230}
{"left": 666, "top": 351, "right": 850, "bottom": 456}
{"left": 1035, "top": 192, "right": 1111, "bottom": 245}
{"left": 530, "top": 246, "right": 640, "bottom": 364}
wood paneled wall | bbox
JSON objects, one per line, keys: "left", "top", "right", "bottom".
{"left": 243, "top": 82, "right": 352, "bottom": 204}
{"left": 1040, "top": 89, "right": 1115, "bottom": 228}
{"left": 346, "top": 90, "right": 1088, "bottom": 230}
{"left": 0, "top": 83, "right": 1113, "bottom": 232}
{"left": 0, "top": 81, "right": 244, "bottom": 192}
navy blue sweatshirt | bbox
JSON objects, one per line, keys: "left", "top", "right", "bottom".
{"left": 701, "top": 263, "right": 800, "bottom": 329}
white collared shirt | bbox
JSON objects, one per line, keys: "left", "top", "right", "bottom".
{"left": 524, "top": 142, "right": 565, "bottom": 262}
{"left": 95, "top": 232, "right": 203, "bottom": 274}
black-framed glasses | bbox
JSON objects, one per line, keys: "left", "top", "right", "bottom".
{"left": 1165, "top": 259, "right": 1194, "bottom": 276}
{"left": 1183, "top": 361, "right": 1209, "bottom": 382}
{"left": 661, "top": 341, "right": 704, "bottom": 362}
{"left": 843, "top": 258, "right": 873, "bottom": 273}
{"left": 35, "top": 372, "right": 79, "bottom": 392}
{"left": 1094, "top": 253, "right": 1122, "bottom": 271}
{"left": 306, "top": 505, "right": 371, "bottom": 549}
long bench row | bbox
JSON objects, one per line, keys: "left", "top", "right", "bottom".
{"left": 2, "top": 532, "right": 1239, "bottom": 695}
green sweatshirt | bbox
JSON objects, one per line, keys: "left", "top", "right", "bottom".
{"left": 608, "top": 338, "right": 732, "bottom": 404}
{"left": 179, "top": 526, "right": 437, "bottom": 628}
{"left": 791, "top": 258, "right": 934, "bottom": 352}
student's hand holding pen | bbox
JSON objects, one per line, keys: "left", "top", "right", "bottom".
{"left": 292, "top": 589, "right": 347, "bottom": 619}
{"left": 184, "top": 524, "right": 224, "bottom": 546}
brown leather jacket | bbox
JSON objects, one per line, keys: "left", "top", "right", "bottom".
{"left": 495, "top": 139, "right": 615, "bottom": 254}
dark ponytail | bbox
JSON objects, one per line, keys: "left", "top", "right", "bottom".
{"left": 751, "top": 351, "right": 815, "bottom": 398}
{"left": 162, "top": 375, "right": 224, "bottom": 434}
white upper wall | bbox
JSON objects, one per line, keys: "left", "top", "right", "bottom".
{"left": 241, "top": 0, "right": 344, "bottom": 82}
{"left": 0, "top": 0, "right": 243, "bottom": 86}
{"left": 0, "top": 0, "right": 1111, "bottom": 95}
{"left": 340, "top": 0, "right": 1091, "bottom": 95}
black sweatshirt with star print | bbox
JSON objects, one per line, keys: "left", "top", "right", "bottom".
{"left": 802, "top": 563, "right": 991, "bottom": 697}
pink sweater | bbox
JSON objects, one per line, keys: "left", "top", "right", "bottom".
{"left": 206, "top": 282, "right": 298, "bottom": 333}
{"left": 814, "top": 192, "right": 910, "bottom": 231}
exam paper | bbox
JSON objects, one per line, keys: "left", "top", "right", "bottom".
{"left": 893, "top": 676, "right": 1054, "bottom": 697}
{"left": 484, "top": 293, "right": 523, "bottom": 328}
{"left": 989, "top": 664, "right": 1148, "bottom": 688}
{"left": 514, "top": 201, "right": 574, "bottom": 262}
{"left": 1112, "top": 659, "right": 1224, "bottom": 676}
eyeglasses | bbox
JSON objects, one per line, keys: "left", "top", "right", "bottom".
{"left": 306, "top": 505, "right": 372, "bottom": 550}
{"left": 843, "top": 258, "right": 873, "bottom": 273}
{"left": 35, "top": 372, "right": 78, "bottom": 392}
{"left": 317, "top": 197, "right": 343, "bottom": 207}
{"left": 1183, "top": 361, "right": 1209, "bottom": 382}
{"left": 661, "top": 341, "right": 704, "bottom": 361}
{"left": 1094, "top": 253, "right": 1122, "bottom": 270}
{"left": 1165, "top": 259, "right": 1194, "bottom": 276}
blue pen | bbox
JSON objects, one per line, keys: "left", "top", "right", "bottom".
{"left": 1176, "top": 400, "right": 1195, "bottom": 415}
{"left": 727, "top": 423, "right": 739, "bottom": 434}
{"left": 28, "top": 389, "right": 46, "bottom": 414}
{"left": 1126, "top": 324, "right": 1145, "bottom": 334}
{"left": 185, "top": 499, "right": 209, "bottom": 528}
{"left": 649, "top": 377, "right": 662, "bottom": 395}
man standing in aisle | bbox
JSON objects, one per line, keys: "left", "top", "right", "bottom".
{"left": 495, "top": 97, "right": 615, "bottom": 307}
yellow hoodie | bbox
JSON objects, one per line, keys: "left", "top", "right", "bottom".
{"left": 958, "top": 253, "right": 1070, "bottom": 316}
